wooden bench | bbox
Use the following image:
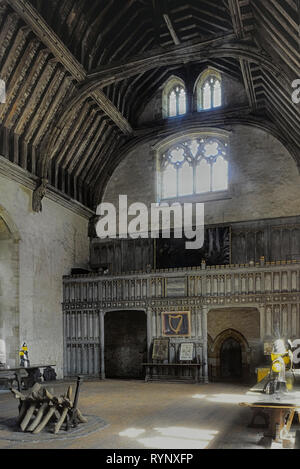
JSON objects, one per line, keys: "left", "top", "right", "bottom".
{"left": 0, "top": 364, "right": 56, "bottom": 390}
{"left": 143, "top": 363, "right": 204, "bottom": 383}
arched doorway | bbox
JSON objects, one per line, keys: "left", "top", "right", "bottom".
{"left": 104, "top": 310, "right": 147, "bottom": 379}
{"left": 0, "top": 207, "right": 20, "bottom": 368}
{"left": 220, "top": 337, "right": 242, "bottom": 380}
{"left": 209, "top": 329, "right": 251, "bottom": 382}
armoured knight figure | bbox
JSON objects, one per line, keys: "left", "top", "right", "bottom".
{"left": 264, "top": 339, "right": 293, "bottom": 395}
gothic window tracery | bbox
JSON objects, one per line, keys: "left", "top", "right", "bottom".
{"left": 168, "top": 85, "right": 187, "bottom": 117}
{"left": 159, "top": 136, "right": 229, "bottom": 200}
{"left": 197, "top": 69, "right": 222, "bottom": 111}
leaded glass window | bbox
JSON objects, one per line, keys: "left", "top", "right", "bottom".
{"left": 168, "top": 85, "right": 186, "bottom": 117}
{"left": 202, "top": 76, "right": 222, "bottom": 110}
{"left": 160, "top": 137, "right": 228, "bottom": 200}
{"left": 196, "top": 69, "right": 222, "bottom": 112}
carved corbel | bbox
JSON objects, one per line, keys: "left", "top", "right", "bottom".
{"left": 88, "top": 215, "right": 100, "bottom": 238}
{"left": 32, "top": 178, "right": 48, "bottom": 213}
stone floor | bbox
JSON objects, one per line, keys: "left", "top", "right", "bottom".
{"left": 0, "top": 379, "right": 298, "bottom": 450}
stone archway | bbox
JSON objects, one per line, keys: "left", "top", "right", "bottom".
{"left": 209, "top": 329, "right": 251, "bottom": 382}
{"left": 0, "top": 206, "right": 20, "bottom": 368}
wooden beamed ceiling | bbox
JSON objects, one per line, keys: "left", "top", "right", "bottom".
{"left": 0, "top": 0, "right": 299, "bottom": 210}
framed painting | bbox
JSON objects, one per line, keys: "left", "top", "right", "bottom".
{"left": 152, "top": 338, "right": 169, "bottom": 361}
{"left": 162, "top": 312, "right": 191, "bottom": 338}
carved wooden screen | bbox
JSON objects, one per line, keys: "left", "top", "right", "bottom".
{"left": 63, "top": 309, "right": 101, "bottom": 377}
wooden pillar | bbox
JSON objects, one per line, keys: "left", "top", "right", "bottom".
{"left": 100, "top": 311, "right": 105, "bottom": 380}
{"left": 185, "top": 64, "right": 194, "bottom": 113}
{"left": 202, "top": 305, "right": 209, "bottom": 383}
{"left": 146, "top": 307, "right": 153, "bottom": 362}
{"left": 259, "top": 304, "right": 266, "bottom": 341}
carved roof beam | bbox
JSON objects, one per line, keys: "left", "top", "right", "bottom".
{"left": 228, "top": 0, "right": 257, "bottom": 109}
{"left": 251, "top": 0, "right": 299, "bottom": 77}
{"left": 61, "top": 107, "right": 99, "bottom": 173}
{"left": 72, "top": 116, "right": 108, "bottom": 180}
{"left": 5, "top": 0, "right": 133, "bottom": 140}
{"left": 78, "top": 122, "right": 112, "bottom": 183}
{"left": 85, "top": 35, "right": 287, "bottom": 85}
{"left": 84, "top": 128, "right": 119, "bottom": 187}
{"left": 161, "top": 0, "right": 181, "bottom": 47}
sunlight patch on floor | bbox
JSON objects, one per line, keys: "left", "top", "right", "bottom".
{"left": 205, "top": 393, "right": 257, "bottom": 404}
{"left": 137, "top": 436, "right": 208, "bottom": 449}
{"left": 153, "top": 426, "right": 218, "bottom": 440}
{"left": 119, "top": 425, "right": 219, "bottom": 449}
{"left": 191, "top": 392, "right": 257, "bottom": 405}
{"left": 119, "top": 428, "right": 146, "bottom": 438}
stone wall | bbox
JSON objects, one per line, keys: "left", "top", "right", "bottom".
{"left": 103, "top": 125, "right": 300, "bottom": 226}
{"left": 207, "top": 308, "right": 260, "bottom": 342}
{"left": 0, "top": 219, "right": 18, "bottom": 367}
{"left": 0, "top": 175, "right": 89, "bottom": 377}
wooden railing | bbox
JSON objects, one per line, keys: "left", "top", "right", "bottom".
{"left": 63, "top": 259, "right": 300, "bottom": 304}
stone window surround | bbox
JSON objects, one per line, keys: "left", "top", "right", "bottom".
{"left": 153, "top": 128, "right": 232, "bottom": 205}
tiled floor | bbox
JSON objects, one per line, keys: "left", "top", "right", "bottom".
{"left": 0, "top": 379, "right": 297, "bottom": 449}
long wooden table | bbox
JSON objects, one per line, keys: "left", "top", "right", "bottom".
{"left": 0, "top": 364, "right": 56, "bottom": 390}
{"left": 240, "top": 373, "right": 300, "bottom": 443}
{"left": 240, "top": 401, "right": 300, "bottom": 441}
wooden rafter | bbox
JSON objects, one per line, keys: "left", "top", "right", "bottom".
{"left": 163, "top": 14, "right": 181, "bottom": 45}
{"left": 228, "top": 0, "right": 257, "bottom": 109}
{"left": 6, "top": 0, "right": 133, "bottom": 137}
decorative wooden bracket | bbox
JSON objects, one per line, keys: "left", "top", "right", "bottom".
{"left": 32, "top": 178, "right": 48, "bottom": 213}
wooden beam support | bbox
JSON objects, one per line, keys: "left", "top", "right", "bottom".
{"left": 163, "top": 14, "right": 181, "bottom": 45}
{"left": 6, "top": 0, "right": 133, "bottom": 138}
{"left": 85, "top": 35, "right": 288, "bottom": 87}
{"left": 228, "top": 0, "right": 257, "bottom": 109}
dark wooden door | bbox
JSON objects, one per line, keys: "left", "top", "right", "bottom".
{"left": 220, "top": 338, "right": 242, "bottom": 380}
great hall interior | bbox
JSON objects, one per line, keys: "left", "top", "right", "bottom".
{"left": 0, "top": 0, "right": 300, "bottom": 452}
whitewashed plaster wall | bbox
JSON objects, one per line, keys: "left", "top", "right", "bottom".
{"left": 0, "top": 175, "right": 89, "bottom": 377}
{"left": 103, "top": 125, "right": 300, "bottom": 226}
{"left": 0, "top": 227, "right": 18, "bottom": 368}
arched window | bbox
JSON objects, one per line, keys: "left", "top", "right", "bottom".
{"left": 196, "top": 69, "right": 222, "bottom": 111}
{"left": 159, "top": 135, "right": 229, "bottom": 200}
{"left": 162, "top": 77, "right": 187, "bottom": 118}
{"left": 168, "top": 85, "right": 186, "bottom": 117}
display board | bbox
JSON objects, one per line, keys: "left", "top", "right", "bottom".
{"left": 179, "top": 343, "right": 194, "bottom": 361}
